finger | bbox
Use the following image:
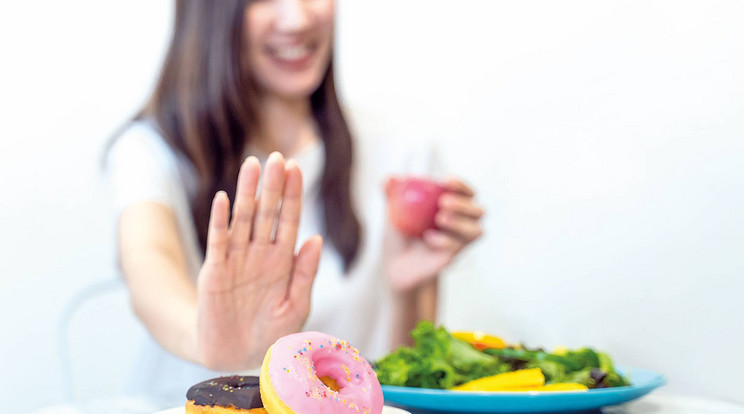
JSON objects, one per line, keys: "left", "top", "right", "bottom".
{"left": 275, "top": 159, "right": 303, "bottom": 247}
{"left": 205, "top": 191, "right": 230, "bottom": 265}
{"left": 229, "top": 156, "right": 260, "bottom": 253}
{"left": 287, "top": 235, "right": 323, "bottom": 307}
{"left": 435, "top": 211, "right": 483, "bottom": 242}
{"left": 252, "top": 152, "right": 286, "bottom": 244}
{"left": 422, "top": 229, "right": 463, "bottom": 252}
{"left": 438, "top": 193, "right": 485, "bottom": 219}
{"left": 384, "top": 176, "right": 400, "bottom": 196}
{"left": 443, "top": 177, "right": 475, "bottom": 197}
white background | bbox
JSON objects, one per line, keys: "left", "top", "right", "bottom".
{"left": 1, "top": 1, "right": 743, "bottom": 412}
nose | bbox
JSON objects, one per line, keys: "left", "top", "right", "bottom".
{"left": 275, "top": 0, "right": 310, "bottom": 33}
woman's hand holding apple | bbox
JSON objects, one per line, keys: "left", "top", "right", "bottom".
{"left": 384, "top": 177, "right": 484, "bottom": 293}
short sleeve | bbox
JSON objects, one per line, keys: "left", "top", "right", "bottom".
{"left": 106, "top": 122, "right": 204, "bottom": 277}
{"left": 105, "top": 122, "right": 184, "bottom": 216}
{"left": 395, "top": 137, "right": 447, "bottom": 179}
{"left": 346, "top": 105, "right": 448, "bottom": 181}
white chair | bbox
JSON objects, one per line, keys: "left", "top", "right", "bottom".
{"left": 57, "top": 277, "right": 150, "bottom": 405}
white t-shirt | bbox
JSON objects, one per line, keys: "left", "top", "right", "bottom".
{"left": 106, "top": 118, "right": 442, "bottom": 404}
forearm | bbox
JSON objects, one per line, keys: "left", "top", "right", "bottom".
{"left": 123, "top": 248, "right": 199, "bottom": 364}
{"left": 416, "top": 277, "right": 438, "bottom": 322}
{"left": 390, "top": 277, "right": 439, "bottom": 349}
{"left": 118, "top": 203, "right": 201, "bottom": 365}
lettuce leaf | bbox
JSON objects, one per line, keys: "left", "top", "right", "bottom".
{"left": 375, "top": 321, "right": 507, "bottom": 389}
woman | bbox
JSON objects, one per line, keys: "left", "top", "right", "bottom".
{"left": 107, "top": 0, "right": 483, "bottom": 403}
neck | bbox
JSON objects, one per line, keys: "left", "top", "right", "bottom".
{"left": 254, "top": 94, "right": 317, "bottom": 157}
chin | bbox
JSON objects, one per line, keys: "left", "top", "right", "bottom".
{"left": 267, "top": 77, "right": 326, "bottom": 100}
{"left": 254, "top": 55, "right": 330, "bottom": 101}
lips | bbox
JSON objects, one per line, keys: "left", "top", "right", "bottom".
{"left": 265, "top": 42, "right": 319, "bottom": 70}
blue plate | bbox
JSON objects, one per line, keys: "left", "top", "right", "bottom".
{"left": 382, "top": 367, "right": 665, "bottom": 413}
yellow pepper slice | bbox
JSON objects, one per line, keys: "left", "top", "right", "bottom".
{"left": 552, "top": 346, "right": 569, "bottom": 356}
{"left": 452, "top": 331, "right": 507, "bottom": 350}
{"left": 483, "top": 383, "right": 588, "bottom": 392}
{"left": 451, "top": 368, "right": 545, "bottom": 391}
{"left": 527, "top": 383, "right": 588, "bottom": 392}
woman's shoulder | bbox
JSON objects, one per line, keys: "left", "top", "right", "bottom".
{"left": 106, "top": 119, "right": 198, "bottom": 214}
{"left": 347, "top": 107, "right": 443, "bottom": 177}
{"left": 107, "top": 120, "right": 178, "bottom": 168}
{"left": 105, "top": 119, "right": 197, "bottom": 195}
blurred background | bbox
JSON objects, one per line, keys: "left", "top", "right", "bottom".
{"left": 1, "top": 0, "right": 743, "bottom": 412}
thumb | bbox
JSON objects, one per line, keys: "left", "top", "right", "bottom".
{"left": 288, "top": 235, "right": 323, "bottom": 308}
{"left": 384, "top": 176, "right": 401, "bottom": 197}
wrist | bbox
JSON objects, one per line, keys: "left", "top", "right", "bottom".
{"left": 389, "top": 285, "right": 418, "bottom": 303}
{"left": 387, "top": 267, "right": 439, "bottom": 295}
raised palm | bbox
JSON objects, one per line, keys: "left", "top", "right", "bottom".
{"left": 196, "top": 153, "right": 322, "bottom": 371}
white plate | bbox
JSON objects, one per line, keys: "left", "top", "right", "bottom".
{"left": 155, "top": 405, "right": 409, "bottom": 414}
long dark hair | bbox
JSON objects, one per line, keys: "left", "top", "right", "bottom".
{"left": 134, "top": 0, "right": 361, "bottom": 271}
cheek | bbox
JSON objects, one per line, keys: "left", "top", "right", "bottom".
{"left": 316, "top": 0, "right": 335, "bottom": 39}
{"left": 244, "top": 6, "right": 271, "bottom": 65}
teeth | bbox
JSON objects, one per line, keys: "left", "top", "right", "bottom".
{"left": 274, "top": 45, "right": 310, "bottom": 60}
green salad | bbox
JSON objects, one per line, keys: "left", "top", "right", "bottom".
{"left": 374, "top": 321, "right": 630, "bottom": 390}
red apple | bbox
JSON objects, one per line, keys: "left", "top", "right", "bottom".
{"left": 387, "top": 177, "right": 447, "bottom": 238}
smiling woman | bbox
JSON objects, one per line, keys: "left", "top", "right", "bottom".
{"left": 135, "top": 0, "right": 360, "bottom": 274}
{"left": 104, "top": 0, "right": 483, "bottom": 406}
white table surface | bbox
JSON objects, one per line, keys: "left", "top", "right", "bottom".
{"left": 604, "top": 394, "right": 744, "bottom": 414}
{"left": 30, "top": 393, "right": 744, "bottom": 414}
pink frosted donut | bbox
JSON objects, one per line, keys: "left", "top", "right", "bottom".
{"left": 259, "top": 331, "right": 383, "bottom": 414}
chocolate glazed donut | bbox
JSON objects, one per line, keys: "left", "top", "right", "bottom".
{"left": 186, "top": 376, "right": 267, "bottom": 414}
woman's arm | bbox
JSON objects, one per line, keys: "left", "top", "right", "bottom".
{"left": 416, "top": 277, "right": 438, "bottom": 323}
{"left": 117, "top": 154, "right": 323, "bottom": 371}
{"left": 118, "top": 202, "right": 199, "bottom": 363}
{"left": 390, "top": 277, "right": 438, "bottom": 348}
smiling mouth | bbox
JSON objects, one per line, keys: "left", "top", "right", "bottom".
{"left": 266, "top": 42, "right": 319, "bottom": 63}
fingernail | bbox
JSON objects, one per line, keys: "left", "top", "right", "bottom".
{"left": 268, "top": 151, "right": 284, "bottom": 162}
{"left": 242, "top": 156, "right": 259, "bottom": 170}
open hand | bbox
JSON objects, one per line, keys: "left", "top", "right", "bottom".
{"left": 196, "top": 152, "right": 322, "bottom": 370}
